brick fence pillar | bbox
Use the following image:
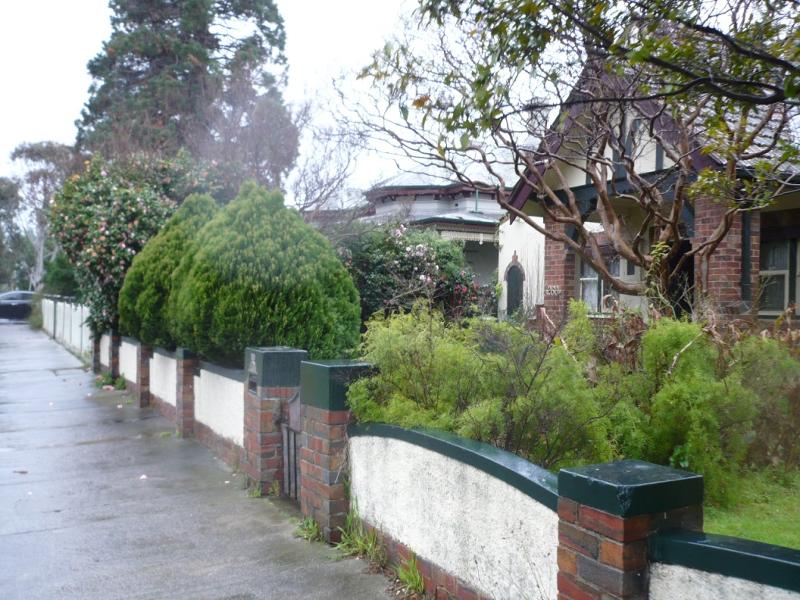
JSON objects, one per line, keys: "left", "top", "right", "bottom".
{"left": 543, "top": 214, "right": 577, "bottom": 325}
{"left": 92, "top": 336, "right": 101, "bottom": 374}
{"left": 136, "top": 344, "right": 152, "bottom": 408}
{"left": 175, "top": 348, "right": 197, "bottom": 437}
{"left": 556, "top": 459, "right": 703, "bottom": 600}
{"left": 110, "top": 331, "right": 121, "bottom": 378}
{"left": 299, "top": 359, "right": 371, "bottom": 543}
{"left": 243, "top": 346, "right": 307, "bottom": 495}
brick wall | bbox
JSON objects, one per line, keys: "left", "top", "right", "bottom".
{"left": 299, "top": 404, "right": 349, "bottom": 542}
{"left": 693, "top": 197, "right": 760, "bottom": 313}
{"left": 556, "top": 461, "right": 704, "bottom": 600}
{"left": 543, "top": 214, "right": 577, "bottom": 324}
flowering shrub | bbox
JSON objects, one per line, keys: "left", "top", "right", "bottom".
{"left": 51, "top": 158, "right": 173, "bottom": 335}
{"left": 338, "top": 223, "right": 494, "bottom": 322}
{"left": 51, "top": 154, "right": 225, "bottom": 336}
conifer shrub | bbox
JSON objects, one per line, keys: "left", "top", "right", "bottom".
{"left": 169, "top": 182, "right": 360, "bottom": 364}
{"left": 118, "top": 194, "right": 219, "bottom": 348}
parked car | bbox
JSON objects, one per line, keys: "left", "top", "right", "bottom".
{"left": 0, "top": 290, "right": 35, "bottom": 320}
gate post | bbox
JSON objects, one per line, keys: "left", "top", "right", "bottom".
{"left": 556, "top": 460, "right": 703, "bottom": 599}
{"left": 299, "top": 359, "right": 371, "bottom": 543}
{"left": 136, "top": 344, "right": 152, "bottom": 408}
{"left": 175, "top": 348, "right": 197, "bottom": 437}
{"left": 243, "top": 347, "right": 307, "bottom": 495}
{"left": 92, "top": 335, "right": 101, "bottom": 374}
{"left": 110, "top": 330, "right": 121, "bottom": 378}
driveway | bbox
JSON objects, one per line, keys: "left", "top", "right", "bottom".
{"left": 0, "top": 323, "right": 389, "bottom": 599}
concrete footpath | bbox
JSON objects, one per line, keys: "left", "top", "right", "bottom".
{"left": 0, "top": 323, "right": 389, "bottom": 600}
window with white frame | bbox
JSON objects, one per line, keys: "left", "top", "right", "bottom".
{"left": 578, "top": 257, "right": 620, "bottom": 313}
{"left": 759, "top": 240, "right": 790, "bottom": 313}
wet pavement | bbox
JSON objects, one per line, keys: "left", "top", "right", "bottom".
{"left": 0, "top": 323, "right": 389, "bottom": 600}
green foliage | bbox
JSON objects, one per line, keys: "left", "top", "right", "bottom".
{"left": 348, "top": 305, "right": 612, "bottom": 469}
{"left": 50, "top": 157, "right": 174, "bottom": 336}
{"left": 733, "top": 336, "right": 800, "bottom": 469}
{"left": 50, "top": 154, "right": 224, "bottom": 337}
{"left": 79, "top": 0, "right": 298, "bottom": 190}
{"left": 336, "top": 507, "right": 388, "bottom": 568}
{"left": 170, "top": 182, "right": 360, "bottom": 364}
{"left": 351, "top": 302, "right": 800, "bottom": 505}
{"left": 396, "top": 554, "right": 424, "bottom": 594}
{"left": 705, "top": 470, "right": 800, "bottom": 550}
{"left": 119, "top": 194, "right": 219, "bottom": 347}
{"left": 295, "top": 517, "right": 323, "bottom": 542}
{"left": 42, "top": 252, "right": 78, "bottom": 296}
{"left": 338, "top": 222, "right": 495, "bottom": 322}
{"left": 27, "top": 295, "right": 43, "bottom": 330}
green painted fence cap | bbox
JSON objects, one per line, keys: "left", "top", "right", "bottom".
{"left": 246, "top": 347, "right": 308, "bottom": 387}
{"left": 558, "top": 459, "right": 703, "bottom": 517}
{"left": 300, "top": 360, "right": 372, "bottom": 411}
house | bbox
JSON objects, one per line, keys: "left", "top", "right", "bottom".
{"left": 503, "top": 76, "right": 799, "bottom": 323}
{"left": 363, "top": 172, "right": 507, "bottom": 285}
{"left": 496, "top": 214, "right": 545, "bottom": 319}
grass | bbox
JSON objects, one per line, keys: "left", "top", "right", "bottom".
{"left": 704, "top": 470, "right": 800, "bottom": 550}
{"left": 336, "top": 507, "right": 387, "bottom": 568}
{"left": 396, "top": 554, "right": 424, "bottom": 595}
{"left": 295, "top": 516, "right": 324, "bottom": 542}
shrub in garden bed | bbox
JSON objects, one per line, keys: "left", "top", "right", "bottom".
{"left": 169, "top": 182, "right": 360, "bottom": 364}
{"left": 349, "top": 300, "right": 800, "bottom": 504}
{"left": 118, "top": 194, "right": 219, "bottom": 348}
{"left": 337, "top": 223, "right": 495, "bottom": 323}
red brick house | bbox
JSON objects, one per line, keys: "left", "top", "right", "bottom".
{"left": 504, "top": 103, "right": 799, "bottom": 323}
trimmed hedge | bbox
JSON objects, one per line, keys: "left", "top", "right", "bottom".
{"left": 118, "top": 194, "right": 219, "bottom": 347}
{"left": 169, "top": 182, "right": 360, "bottom": 364}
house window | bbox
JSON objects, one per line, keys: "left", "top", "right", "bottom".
{"left": 759, "top": 240, "right": 790, "bottom": 313}
{"left": 579, "top": 257, "right": 619, "bottom": 313}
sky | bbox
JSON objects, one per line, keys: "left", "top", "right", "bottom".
{"left": 0, "top": 0, "right": 414, "bottom": 186}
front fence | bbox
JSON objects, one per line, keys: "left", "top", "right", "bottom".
{"left": 43, "top": 297, "right": 800, "bottom": 600}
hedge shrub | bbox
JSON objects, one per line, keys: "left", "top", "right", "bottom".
{"left": 118, "top": 194, "right": 219, "bottom": 347}
{"left": 170, "top": 182, "right": 360, "bottom": 364}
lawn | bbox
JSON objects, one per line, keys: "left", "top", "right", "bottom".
{"left": 703, "top": 470, "right": 800, "bottom": 550}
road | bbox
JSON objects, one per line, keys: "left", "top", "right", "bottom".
{"left": 0, "top": 323, "right": 388, "bottom": 599}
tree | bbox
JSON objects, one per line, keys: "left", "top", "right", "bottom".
{"left": 351, "top": 1, "right": 799, "bottom": 307}
{"left": 50, "top": 152, "right": 227, "bottom": 335}
{"left": 9, "top": 142, "right": 82, "bottom": 290}
{"left": 78, "top": 0, "right": 299, "bottom": 190}
{"left": 50, "top": 158, "right": 174, "bottom": 335}
{"left": 0, "top": 178, "right": 21, "bottom": 288}
{"left": 421, "top": 0, "right": 799, "bottom": 106}
{"left": 169, "top": 182, "right": 361, "bottom": 364}
{"left": 338, "top": 222, "right": 492, "bottom": 323}
{"left": 118, "top": 193, "right": 219, "bottom": 347}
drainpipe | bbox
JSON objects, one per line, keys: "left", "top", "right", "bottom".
{"left": 741, "top": 211, "right": 752, "bottom": 306}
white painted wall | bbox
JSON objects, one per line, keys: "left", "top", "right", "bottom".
{"left": 498, "top": 216, "right": 545, "bottom": 318}
{"left": 149, "top": 353, "right": 176, "bottom": 406}
{"left": 42, "top": 300, "right": 92, "bottom": 358}
{"left": 194, "top": 369, "right": 244, "bottom": 447}
{"left": 99, "top": 333, "right": 111, "bottom": 368}
{"left": 650, "top": 563, "right": 800, "bottom": 600}
{"left": 42, "top": 299, "right": 54, "bottom": 333}
{"left": 118, "top": 340, "right": 138, "bottom": 383}
{"left": 349, "top": 436, "right": 558, "bottom": 599}
{"left": 80, "top": 306, "right": 91, "bottom": 355}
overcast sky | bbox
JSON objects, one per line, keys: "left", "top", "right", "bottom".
{"left": 0, "top": 0, "right": 413, "bottom": 186}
